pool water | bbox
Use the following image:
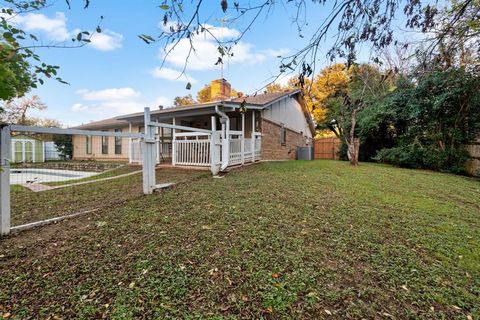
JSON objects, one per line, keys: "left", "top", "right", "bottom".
{"left": 10, "top": 168, "right": 98, "bottom": 184}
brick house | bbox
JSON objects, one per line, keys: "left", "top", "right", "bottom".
{"left": 73, "top": 79, "right": 315, "bottom": 169}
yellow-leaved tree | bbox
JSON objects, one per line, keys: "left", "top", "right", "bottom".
{"left": 265, "top": 63, "right": 351, "bottom": 135}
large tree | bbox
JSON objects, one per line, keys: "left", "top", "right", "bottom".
{"left": 0, "top": 95, "right": 46, "bottom": 124}
{"left": 0, "top": 0, "right": 101, "bottom": 102}
{"left": 373, "top": 68, "right": 480, "bottom": 174}
{"left": 315, "top": 63, "right": 392, "bottom": 165}
{"left": 173, "top": 94, "right": 196, "bottom": 107}
{"left": 0, "top": 44, "right": 32, "bottom": 101}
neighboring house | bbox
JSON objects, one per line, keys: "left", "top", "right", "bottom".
{"left": 72, "top": 79, "right": 315, "bottom": 169}
{"left": 11, "top": 135, "right": 45, "bottom": 163}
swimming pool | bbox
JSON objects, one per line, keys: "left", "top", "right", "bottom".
{"left": 10, "top": 168, "right": 98, "bottom": 184}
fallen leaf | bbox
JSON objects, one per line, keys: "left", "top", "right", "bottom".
{"left": 272, "top": 273, "right": 280, "bottom": 279}
{"left": 324, "top": 309, "right": 332, "bottom": 315}
{"left": 452, "top": 305, "right": 461, "bottom": 311}
{"left": 129, "top": 282, "right": 135, "bottom": 289}
{"left": 2, "top": 313, "right": 11, "bottom": 319}
{"left": 401, "top": 285, "right": 409, "bottom": 291}
{"left": 467, "top": 315, "right": 473, "bottom": 320}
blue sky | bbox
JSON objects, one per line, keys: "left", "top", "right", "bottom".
{"left": 15, "top": 1, "right": 372, "bottom": 127}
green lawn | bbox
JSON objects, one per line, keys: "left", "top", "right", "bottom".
{"left": 1, "top": 161, "right": 479, "bottom": 319}
{"left": 11, "top": 167, "right": 208, "bottom": 226}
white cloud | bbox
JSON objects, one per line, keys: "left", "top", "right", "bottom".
{"left": 12, "top": 12, "right": 70, "bottom": 41}
{"left": 76, "top": 88, "right": 141, "bottom": 101}
{"left": 89, "top": 30, "right": 123, "bottom": 51}
{"left": 150, "top": 67, "right": 197, "bottom": 83}
{"left": 85, "top": 101, "right": 147, "bottom": 116}
{"left": 71, "top": 103, "right": 88, "bottom": 112}
{"left": 10, "top": 12, "right": 123, "bottom": 51}
{"left": 72, "top": 87, "right": 171, "bottom": 118}
{"left": 261, "top": 48, "right": 291, "bottom": 58}
{"left": 159, "top": 23, "right": 287, "bottom": 71}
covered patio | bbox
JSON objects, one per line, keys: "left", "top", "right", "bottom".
{"left": 122, "top": 103, "right": 263, "bottom": 170}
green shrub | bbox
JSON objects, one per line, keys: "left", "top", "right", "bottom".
{"left": 375, "top": 144, "right": 470, "bottom": 175}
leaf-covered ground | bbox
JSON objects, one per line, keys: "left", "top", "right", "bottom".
{"left": 1, "top": 161, "right": 479, "bottom": 319}
{"left": 11, "top": 167, "right": 208, "bottom": 226}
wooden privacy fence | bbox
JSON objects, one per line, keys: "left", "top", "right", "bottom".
{"left": 314, "top": 137, "right": 341, "bottom": 160}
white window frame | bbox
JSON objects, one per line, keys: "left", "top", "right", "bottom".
{"left": 11, "top": 138, "right": 36, "bottom": 163}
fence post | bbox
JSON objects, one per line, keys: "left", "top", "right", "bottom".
{"left": 142, "top": 108, "right": 156, "bottom": 194}
{"left": 0, "top": 125, "right": 11, "bottom": 235}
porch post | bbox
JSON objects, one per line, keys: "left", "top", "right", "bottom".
{"left": 251, "top": 110, "right": 255, "bottom": 162}
{"left": 128, "top": 122, "right": 132, "bottom": 163}
{"left": 225, "top": 118, "right": 230, "bottom": 168}
{"left": 155, "top": 119, "right": 160, "bottom": 164}
{"left": 172, "top": 118, "right": 176, "bottom": 166}
{"left": 0, "top": 125, "right": 11, "bottom": 235}
{"left": 210, "top": 116, "right": 220, "bottom": 175}
{"left": 241, "top": 112, "right": 245, "bottom": 165}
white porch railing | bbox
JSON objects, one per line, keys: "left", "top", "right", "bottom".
{"left": 131, "top": 131, "right": 261, "bottom": 168}
{"left": 229, "top": 138, "right": 242, "bottom": 166}
{"left": 173, "top": 132, "right": 211, "bottom": 167}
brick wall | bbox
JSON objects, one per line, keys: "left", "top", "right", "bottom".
{"left": 261, "top": 118, "right": 308, "bottom": 160}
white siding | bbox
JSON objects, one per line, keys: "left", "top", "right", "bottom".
{"left": 261, "top": 97, "right": 312, "bottom": 138}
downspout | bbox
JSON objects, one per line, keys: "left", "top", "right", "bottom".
{"left": 215, "top": 105, "right": 230, "bottom": 171}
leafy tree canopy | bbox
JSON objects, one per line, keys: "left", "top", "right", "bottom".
{"left": 0, "top": 44, "right": 32, "bottom": 101}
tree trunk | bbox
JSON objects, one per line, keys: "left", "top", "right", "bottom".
{"left": 346, "top": 137, "right": 360, "bottom": 166}
{"left": 345, "top": 108, "right": 360, "bottom": 166}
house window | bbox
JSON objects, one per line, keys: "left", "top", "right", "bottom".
{"left": 115, "top": 129, "right": 122, "bottom": 154}
{"left": 280, "top": 125, "right": 286, "bottom": 146}
{"left": 86, "top": 136, "right": 92, "bottom": 154}
{"left": 102, "top": 133, "right": 109, "bottom": 154}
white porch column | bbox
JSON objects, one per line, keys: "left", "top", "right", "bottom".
{"left": 241, "top": 112, "right": 245, "bottom": 165}
{"left": 155, "top": 119, "right": 160, "bottom": 164}
{"left": 172, "top": 117, "right": 176, "bottom": 166}
{"left": 0, "top": 125, "right": 11, "bottom": 235}
{"left": 210, "top": 116, "right": 220, "bottom": 175}
{"left": 251, "top": 110, "right": 256, "bottom": 162}
{"left": 224, "top": 118, "right": 230, "bottom": 169}
{"left": 128, "top": 122, "right": 132, "bottom": 163}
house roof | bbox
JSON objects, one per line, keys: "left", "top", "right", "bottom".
{"left": 72, "top": 89, "right": 315, "bottom": 135}
{"left": 73, "top": 116, "right": 129, "bottom": 130}
{"left": 229, "top": 89, "right": 301, "bottom": 106}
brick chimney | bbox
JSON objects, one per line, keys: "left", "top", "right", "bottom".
{"left": 210, "top": 78, "right": 232, "bottom": 101}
